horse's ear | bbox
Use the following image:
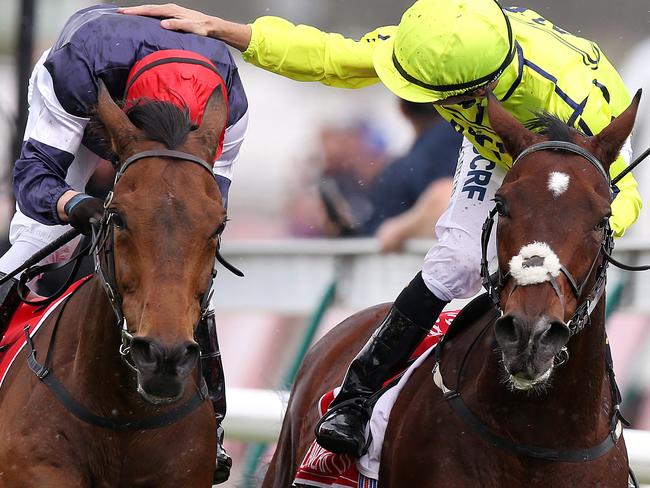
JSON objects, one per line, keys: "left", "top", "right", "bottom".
{"left": 192, "top": 87, "right": 228, "bottom": 160}
{"left": 96, "top": 80, "right": 139, "bottom": 154}
{"left": 486, "top": 91, "right": 540, "bottom": 159}
{"left": 586, "top": 89, "right": 642, "bottom": 170}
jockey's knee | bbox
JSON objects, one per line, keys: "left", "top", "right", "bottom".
{"left": 421, "top": 231, "right": 483, "bottom": 301}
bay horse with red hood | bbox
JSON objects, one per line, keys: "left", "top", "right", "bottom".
{"left": 263, "top": 91, "right": 641, "bottom": 487}
{"left": 0, "top": 84, "right": 228, "bottom": 487}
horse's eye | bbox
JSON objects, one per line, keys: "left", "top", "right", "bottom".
{"left": 213, "top": 220, "right": 227, "bottom": 239}
{"left": 594, "top": 217, "right": 609, "bottom": 231}
{"left": 110, "top": 211, "right": 126, "bottom": 230}
{"left": 493, "top": 197, "right": 508, "bottom": 217}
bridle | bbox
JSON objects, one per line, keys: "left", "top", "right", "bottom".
{"left": 21, "top": 147, "right": 244, "bottom": 432}
{"left": 92, "top": 148, "right": 243, "bottom": 371}
{"left": 480, "top": 141, "right": 650, "bottom": 339}
{"left": 432, "top": 140, "right": 650, "bottom": 467}
{"left": 481, "top": 140, "right": 650, "bottom": 376}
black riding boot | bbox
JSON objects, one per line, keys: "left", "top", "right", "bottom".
{"left": 315, "top": 272, "right": 448, "bottom": 456}
{"left": 195, "top": 310, "right": 232, "bottom": 484}
{"left": 0, "top": 273, "right": 21, "bottom": 340}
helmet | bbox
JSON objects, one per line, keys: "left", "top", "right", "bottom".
{"left": 124, "top": 49, "right": 228, "bottom": 127}
{"left": 373, "top": 0, "right": 515, "bottom": 103}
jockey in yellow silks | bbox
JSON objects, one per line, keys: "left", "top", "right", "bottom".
{"left": 121, "top": 0, "right": 641, "bottom": 458}
{"left": 243, "top": 3, "right": 639, "bottom": 236}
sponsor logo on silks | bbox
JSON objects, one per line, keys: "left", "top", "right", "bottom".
{"left": 461, "top": 147, "right": 496, "bottom": 201}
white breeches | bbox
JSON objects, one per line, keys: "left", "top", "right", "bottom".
{"left": 421, "top": 138, "right": 505, "bottom": 301}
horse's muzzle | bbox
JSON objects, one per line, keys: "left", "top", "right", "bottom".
{"left": 494, "top": 313, "right": 570, "bottom": 388}
{"left": 130, "top": 336, "right": 200, "bottom": 403}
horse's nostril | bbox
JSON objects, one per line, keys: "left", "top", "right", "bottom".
{"left": 541, "top": 320, "right": 570, "bottom": 351}
{"left": 130, "top": 337, "right": 199, "bottom": 376}
{"left": 495, "top": 315, "right": 520, "bottom": 347}
{"left": 171, "top": 341, "right": 200, "bottom": 376}
{"left": 186, "top": 342, "right": 200, "bottom": 358}
{"left": 130, "top": 337, "right": 163, "bottom": 371}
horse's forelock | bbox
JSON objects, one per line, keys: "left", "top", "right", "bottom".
{"left": 124, "top": 99, "right": 193, "bottom": 150}
{"left": 524, "top": 113, "right": 579, "bottom": 143}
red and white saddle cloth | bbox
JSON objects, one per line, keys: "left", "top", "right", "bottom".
{"left": 0, "top": 277, "right": 90, "bottom": 389}
{"left": 294, "top": 310, "right": 459, "bottom": 488}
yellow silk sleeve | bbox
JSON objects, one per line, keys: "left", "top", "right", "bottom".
{"left": 609, "top": 157, "right": 642, "bottom": 238}
{"left": 243, "top": 16, "right": 389, "bottom": 89}
{"left": 572, "top": 70, "right": 641, "bottom": 238}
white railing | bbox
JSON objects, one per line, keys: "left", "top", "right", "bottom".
{"left": 213, "top": 237, "right": 650, "bottom": 313}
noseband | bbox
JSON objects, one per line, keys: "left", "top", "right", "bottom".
{"left": 92, "top": 148, "right": 243, "bottom": 370}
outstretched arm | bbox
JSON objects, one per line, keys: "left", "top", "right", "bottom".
{"left": 120, "top": 3, "right": 388, "bottom": 89}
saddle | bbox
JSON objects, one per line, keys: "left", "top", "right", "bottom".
{"left": 294, "top": 307, "right": 463, "bottom": 488}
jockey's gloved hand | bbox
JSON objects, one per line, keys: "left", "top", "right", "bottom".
{"left": 65, "top": 194, "right": 104, "bottom": 236}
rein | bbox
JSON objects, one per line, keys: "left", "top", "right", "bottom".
{"left": 433, "top": 140, "right": 648, "bottom": 463}
{"left": 20, "top": 148, "right": 243, "bottom": 431}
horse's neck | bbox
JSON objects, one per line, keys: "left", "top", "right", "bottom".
{"left": 470, "top": 304, "right": 611, "bottom": 443}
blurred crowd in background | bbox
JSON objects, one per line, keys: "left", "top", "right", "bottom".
{"left": 1, "top": 1, "right": 650, "bottom": 485}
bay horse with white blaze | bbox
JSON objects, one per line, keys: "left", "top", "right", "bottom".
{"left": 0, "top": 84, "right": 228, "bottom": 487}
{"left": 264, "top": 91, "right": 641, "bottom": 487}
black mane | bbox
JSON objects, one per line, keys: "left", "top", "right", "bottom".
{"left": 525, "top": 112, "right": 580, "bottom": 143}
{"left": 125, "top": 99, "right": 194, "bottom": 149}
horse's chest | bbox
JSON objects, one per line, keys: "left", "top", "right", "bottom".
{"left": 382, "top": 446, "right": 629, "bottom": 488}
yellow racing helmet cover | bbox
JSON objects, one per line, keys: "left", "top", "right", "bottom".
{"left": 374, "top": 0, "right": 515, "bottom": 102}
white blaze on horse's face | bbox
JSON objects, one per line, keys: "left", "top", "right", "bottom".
{"left": 547, "top": 171, "right": 570, "bottom": 197}
{"left": 509, "top": 242, "right": 561, "bottom": 286}
{"left": 503, "top": 242, "right": 566, "bottom": 391}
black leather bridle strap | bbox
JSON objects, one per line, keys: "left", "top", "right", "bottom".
{"left": 118, "top": 149, "right": 213, "bottom": 181}
{"left": 480, "top": 206, "right": 500, "bottom": 311}
{"left": 444, "top": 391, "right": 621, "bottom": 462}
{"left": 513, "top": 141, "right": 610, "bottom": 184}
{"left": 24, "top": 283, "right": 209, "bottom": 431}
{"left": 603, "top": 251, "right": 650, "bottom": 272}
